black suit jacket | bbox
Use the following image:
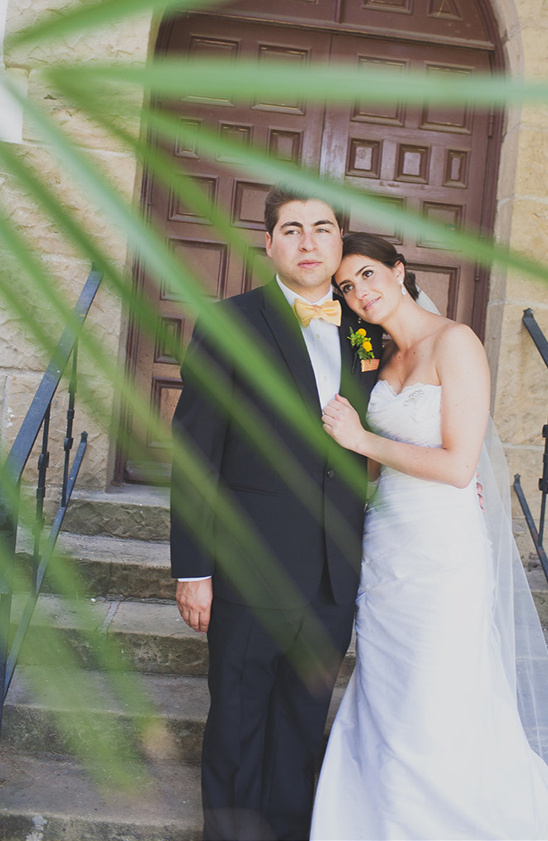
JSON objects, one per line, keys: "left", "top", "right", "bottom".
{"left": 170, "top": 279, "right": 383, "bottom": 608}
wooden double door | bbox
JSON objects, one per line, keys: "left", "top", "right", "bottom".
{"left": 124, "top": 0, "right": 502, "bottom": 480}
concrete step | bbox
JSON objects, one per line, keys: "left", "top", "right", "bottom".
{"left": 0, "top": 748, "right": 202, "bottom": 841}
{"left": 17, "top": 531, "right": 173, "bottom": 601}
{"left": 0, "top": 680, "right": 347, "bottom": 841}
{"left": 2, "top": 666, "right": 208, "bottom": 764}
{"left": 2, "top": 660, "right": 346, "bottom": 762}
{"left": 13, "top": 594, "right": 209, "bottom": 677}
{"left": 11, "top": 593, "right": 359, "bottom": 680}
{"left": 49, "top": 485, "right": 170, "bottom": 542}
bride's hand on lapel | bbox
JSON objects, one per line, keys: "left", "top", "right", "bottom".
{"left": 322, "top": 394, "right": 368, "bottom": 453}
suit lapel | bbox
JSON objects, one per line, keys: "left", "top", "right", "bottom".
{"left": 260, "top": 279, "right": 321, "bottom": 413}
{"left": 259, "top": 281, "right": 383, "bottom": 420}
{"left": 338, "top": 303, "right": 379, "bottom": 418}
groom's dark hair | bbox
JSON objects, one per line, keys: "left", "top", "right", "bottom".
{"left": 264, "top": 184, "right": 344, "bottom": 236}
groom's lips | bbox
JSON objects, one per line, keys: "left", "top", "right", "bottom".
{"left": 298, "top": 260, "right": 322, "bottom": 269}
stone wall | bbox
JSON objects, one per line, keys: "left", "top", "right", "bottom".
{"left": 0, "top": 1, "right": 153, "bottom": 490}
{"left": 486, "top": 0, "right": 548, "bottom": 558}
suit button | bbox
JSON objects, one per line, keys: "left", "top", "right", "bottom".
{"left": 326, "top": 469, "right": 334, "bottom": 479}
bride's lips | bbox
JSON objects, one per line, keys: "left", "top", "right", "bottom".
{"left": 363, "top": 296, "right": 381, "bottom": 311}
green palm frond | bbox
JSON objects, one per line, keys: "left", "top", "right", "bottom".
{"left": 1, "top": 0, "right": 547, "bottom": 784}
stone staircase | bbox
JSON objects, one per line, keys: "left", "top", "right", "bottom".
{"left": 0, "top": 486, "right": 352, "bottom": 841}
{"left": 0, "top": 486, "right": 546, "bottom": 841}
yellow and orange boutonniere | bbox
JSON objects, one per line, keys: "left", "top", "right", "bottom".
{"left": 348, "top": 326, "right": 380, "bottom": 372}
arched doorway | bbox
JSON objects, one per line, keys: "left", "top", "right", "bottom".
{"left": 123, "top": 0, "right": 504, "bottom": 482}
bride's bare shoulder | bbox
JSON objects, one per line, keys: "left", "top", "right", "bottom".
{"left": 434, "top": 319, "right": 487, "bottom": 368}
{"left": 434, "top": 318, "right": 481, "bottom": 344}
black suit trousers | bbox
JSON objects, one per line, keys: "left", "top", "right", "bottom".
{"left": 201, "top": 574, "right": 355, "bottom": 841}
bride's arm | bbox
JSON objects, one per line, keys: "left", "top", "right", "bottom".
{"left": 323, "top": 323, "right": 490, "bottom": 489}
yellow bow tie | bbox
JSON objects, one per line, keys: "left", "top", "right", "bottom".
{"left": 293, "top": 298, "right": 342, "bottom": 328}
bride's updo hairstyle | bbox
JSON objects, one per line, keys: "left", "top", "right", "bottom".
{"left": 339, "top": 232, "right": 419, "bottom": 301}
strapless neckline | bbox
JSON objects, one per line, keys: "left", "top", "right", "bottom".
{"left": 377, "top": 380, "right": 441, "bottom": 398}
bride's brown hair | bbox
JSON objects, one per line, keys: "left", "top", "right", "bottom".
{"left": 339, "top": 232, "right": 419, "bottom": 301}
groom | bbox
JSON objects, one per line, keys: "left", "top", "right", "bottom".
{"left": 170, "top": 186, "right": 383, "bottom": 840}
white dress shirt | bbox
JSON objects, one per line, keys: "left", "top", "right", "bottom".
{"left": 275, "top": 276, "right": 342, "bottom": 410}
{"left": 178, "top": 277, "right": 342, "bottom": 583}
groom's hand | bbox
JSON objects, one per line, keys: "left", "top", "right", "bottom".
{"left": 176, "top": 578, "right": 213, "bottom": 633}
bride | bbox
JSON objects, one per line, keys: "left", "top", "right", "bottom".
{"left": 311, "top": 232, "right": 548, "bottom": 840}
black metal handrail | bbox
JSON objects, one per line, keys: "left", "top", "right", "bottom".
{"left": 513, "top": 308, "right": 548, "bottom": 583}
{"left": 0, "top": 266, "right": 103, "bottom": 732}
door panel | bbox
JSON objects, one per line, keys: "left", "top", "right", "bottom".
{"left": 339, "top": 0, "right": 492, "bottom": 46}
{"left": 322, "top": 34, "right": 491, "bottom": 323}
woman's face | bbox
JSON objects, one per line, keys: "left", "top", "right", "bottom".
{"left": 334, "top": 253, "right": 404, "bottom": 323}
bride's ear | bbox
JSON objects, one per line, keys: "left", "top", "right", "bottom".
{"left": 394, "top": 261, "right": 405, "bottom": 281}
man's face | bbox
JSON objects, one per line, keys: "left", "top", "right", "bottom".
{"left": 265, "top": 200, "right": 343, "bottom": 302}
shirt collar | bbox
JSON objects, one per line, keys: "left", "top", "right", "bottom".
{"left": 275, "top": 275, "right": 334, "bottom": 309}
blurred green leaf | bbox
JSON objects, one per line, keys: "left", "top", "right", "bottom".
{"left": 45, "top": 58, "right": 548, "bottom": 107}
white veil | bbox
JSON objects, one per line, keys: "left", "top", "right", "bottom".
{"left": 480, "top": 418, "right": 548, "bottom": 760}
{"left": 416, "top": 288, "right": 548, "bottom": 760}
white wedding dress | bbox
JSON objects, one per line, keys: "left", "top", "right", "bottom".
{"left": 311, "top": 381, "right": 548, "bottom": 841}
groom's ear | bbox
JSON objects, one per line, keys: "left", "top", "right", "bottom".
{"left": 265, "top": 231, "right": 272, "bottom": 258}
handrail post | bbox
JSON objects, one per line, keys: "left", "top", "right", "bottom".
{"left": 538, "top": 424, "right": 548, "bottom": 545}
{"left": 0, "top": 488, "right": 18, "bottom": 732}
{"left": 514, "top": 474, "right": 548, "bottom": 581}
{"left": 522, "top": 308, "right": 548, "bottom": 368}
{"left": 61, "top": 342, "right": 78, "bottom": 509}
{"left": 33, "top": 406, "right": 50, "bottom": 596}
{"left": 513, "top": 308, "right": 548, "bottom": 584}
